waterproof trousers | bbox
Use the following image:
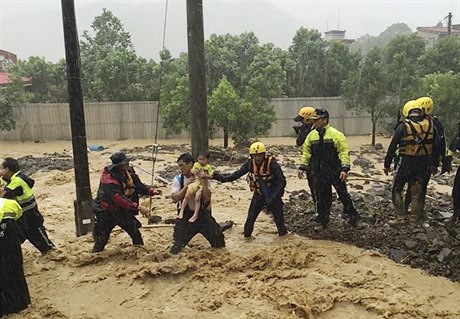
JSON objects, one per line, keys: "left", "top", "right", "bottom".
{"left": 313, "top": 172, "right": 358, "bottom": 227}
{"left": 453, "top": 166, "right": 460, "bottom": 216}
{"left": 0, "top": 220, "right": 30, "bottom": 317}
{"left": 92, "top": 210, "right": 143, "bottom": 253}
{"left": 17, "top": 207, "right": 55, "bottom": 254}
{"left": 245, "top": 192, "right": 287, "bottom": 237}
{"left": 170, "top": 206, "right": 225, "bottom": 254}
{"left": 392, "top": 156, "right": 430, "bottom": 224}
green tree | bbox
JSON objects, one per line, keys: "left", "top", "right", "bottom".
{"left": 246, "top": 43, "right": 287, "bottom": 99}
{"left": 9, "top": 57, "right": 67, "bottom": 103}
{"left": 342, "top": 48, "right": 394, "bottom": 146}
{"left": 322, "top": 41, "right": 361, "bottom": 96}
{"left": 159, "top": 75, "right": 190, "bottom": 135}
{"left": 205, "top": 32, "right": 261, "bottom": 94}
{"left": 0, "top": 76, "right": 30, "bottom": 131}
{"left": 209, "top": 77, "right": 276, "bottom": 147}
{"left": 419, "top": 72, "right": 460, "bottom": 141}
{"left": 80, "top": 9, "right": 153, "bottom": 101}
{"left": 384, "top": 34, "right": 426, "bottom": 110}
{"left": 418, "top": 36, "right": 460, "bottom": 75}
{"left": 286, "top": 28, "right": 325, "bottom": 97}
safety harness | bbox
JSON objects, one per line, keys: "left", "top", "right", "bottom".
{"left": 400, "top": 118, "right": 434, "bottom": 156}
{"left": 247, "top": 155, "right": 274, "bottom": 195}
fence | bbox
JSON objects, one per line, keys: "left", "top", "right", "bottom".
{"left": 0, "top": 97, "right": 384, "bottom": 141}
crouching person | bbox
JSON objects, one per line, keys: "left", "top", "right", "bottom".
{"left": 169, "top": 153, "right": 225, "bottom": 254}
{"left": 92, "top": 152, "right": 161, "bottom": 253}
{"left": 0, "top": 198, "right": 30, "bottom": 317}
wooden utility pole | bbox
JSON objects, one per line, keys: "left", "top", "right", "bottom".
{"left": 447, "top": 12, "right": 453, "bottom": 35}
{"left": 186, "top": 0, "right": 209, "bottom": 157}
{"left": 61, "top": 0, "right": 94, "bottom": 236}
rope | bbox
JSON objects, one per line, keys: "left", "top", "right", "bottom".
{"left": 149, "top": 0, "right": 169, "bottom": 208}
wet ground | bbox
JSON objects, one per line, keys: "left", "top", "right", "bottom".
{"left": 15, "top": 143, "right": 460, "bottom": 283}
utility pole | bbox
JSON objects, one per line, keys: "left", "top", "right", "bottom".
{"left": 447, "top": 12, "right": 453, "bottom": 35}
{"left": 61, "top": 0, "right": 94, "bottom": 236}
{"left": 186, "top": 0, "right": 209, "bottom": 158}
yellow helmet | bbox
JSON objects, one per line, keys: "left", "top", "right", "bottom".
{"left": 416, "top": 96, "right": 434, "bottom": 115}
{"left": 249, "top": 142, "right": 266, "bottom": 155}
{"left": 294, "top": 106, "right": 316, "bottom": 124}
{"left": 402, "top": 100, "right": 417, "bottom": 117}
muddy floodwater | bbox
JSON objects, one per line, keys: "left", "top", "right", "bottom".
{"left": 2, "top": 136, "right": 460, "bottom": 319}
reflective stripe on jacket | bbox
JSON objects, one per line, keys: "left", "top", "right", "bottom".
{"left": 300, "top": 124, "right": 351, "bottom": 173}
{"left": 6, "top": 171, "right": 37, "bottom": 212}
{"left": 0, "top": 198, "right": 23, "bottom": 221}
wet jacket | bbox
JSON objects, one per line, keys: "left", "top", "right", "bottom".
{"left": 215, "top": 155, "right": 286, "bottom": 199}
{"left": 93, "top": 165, "right": 155, "bottom": 213}
{"left": 300, "top": 124, "right": 351, "bottom": 175}
{"left": 0, "top": 198, "right": 23, "bottom": 221}
{"left": 429, "top": 115, "right": 446, "bottom": 162}
{"left": 448, "top": 134, "right": 460, "bottom": 156}
{"left": 3, "top": 171, "right": 37, "bottom": 213}
{"left": 295, "top": 124, "right": 313, "bottom": 147}
{"left": 384, "top": 118, "right": 439, "bottom": 168}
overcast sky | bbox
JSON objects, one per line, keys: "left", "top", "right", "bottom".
{"left": 1, "top": 0, "right": 459, "bottom": 62}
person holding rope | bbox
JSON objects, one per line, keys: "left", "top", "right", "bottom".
{"left": 92, "top": 151, "right": 162, "bottom": 253}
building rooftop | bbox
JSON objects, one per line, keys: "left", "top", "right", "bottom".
{"left": 0, "top": 72, "right": 32, "bottom": 86}
{"left": 416, "top": 26, "right": 460, "bottom": 35}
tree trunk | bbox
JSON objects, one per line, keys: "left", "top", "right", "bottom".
{"left": 371, "top": 120, "right": 376, "bottom": 147}
{"left": 223, "top": 127, "right": 229, "bottom": 149}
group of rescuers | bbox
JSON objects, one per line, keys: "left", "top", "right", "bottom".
{"left": 0, "top": 96, "right": 459, "bottom": 317}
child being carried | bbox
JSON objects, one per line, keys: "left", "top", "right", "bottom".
{"left": 178, "top": 152, "right": 214, "bottom": 223}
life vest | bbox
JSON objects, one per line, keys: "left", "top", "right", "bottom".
{"left": 7, "top": 171, "right": 37, "bottom": 212}
{"left": 247, "top": 155, "right": 273, "bottom": 195}
{"left": 0, "top": 198, "right": 23, "bottom": 221}
{"left": 400, "top": 118, "right": 434, "bottom": 156}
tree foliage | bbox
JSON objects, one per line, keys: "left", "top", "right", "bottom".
{"left": 0, "top": 76, "right": 30, "bottom": 131}
{"left": 80, "top": 9, "right": 153, "bottom": 102}
{"left": 342, "top": 48, "right": 393, "bottom": 145}
{"left": 419, "top": 72, "right": 460, "bottom": 141}
{"left": 208, "top": 77, "right": 275, "bottom": 147}
{"left": 8, "top": 57, "right": 67, "bottom": 103}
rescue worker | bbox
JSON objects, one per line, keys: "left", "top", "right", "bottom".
{"left": 92, "top": 152, "right": 161, "bottom": 253}
{"left": 293, "top": 106, "right": 317, "bottom": 204}
{"left": 443, "top": 124, "right": 460, "bottom": 223}
{"left": 293, "top": 106, "right": 316, "bottom": 148}
{"left": 383, "top": 103, "right": 438, "bottom": 226}
{"left": 417, "top": 96, "right": 447, "bottom": 171}
{"left": 417, "top": 97, "right": 451, "bottom": 206}
{"left": 169, "top": 153, "right": 225, "bottom": 254}
{"left": 0, "top": 157, "right": 55, "bottom": 254}
{"left": 213, "top": 142, "right": 288, "bottom": 238}
{"left": 298, "top": 108, "right": 359, "bottom": 227}
{"left": 397, "top": 100, "right": 418, "bottom": 212}
{"left": 0, "top": 197, "right": 31, "bottom": 317}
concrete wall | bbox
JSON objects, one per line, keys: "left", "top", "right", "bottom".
{"left": 0, "top": 98, "right": 383, "bottom": 141}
